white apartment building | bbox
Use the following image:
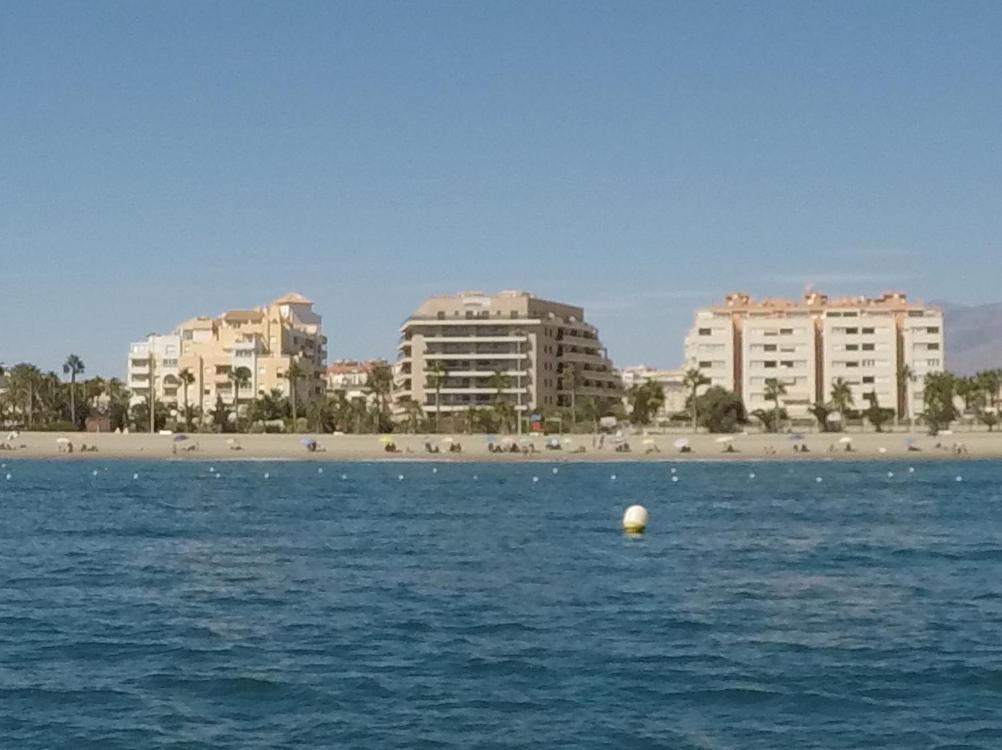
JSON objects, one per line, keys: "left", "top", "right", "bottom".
{"left": 742, "top": 314, "right": 816, "bottom": 418}
{"left": 682, "top": 310, "right": 735, "bottom": 391}
{"left": 127, "top": 334, "right": 182, "bottom": 407}
{"left": 821, "top": 308, "right": 898, "bottom": 416}
{"left": 683, "top": 291, "right": 944, "bottom": 424}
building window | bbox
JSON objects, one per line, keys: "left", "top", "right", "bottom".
{"left": 862, "top": 327, "right": 875, "bottom": 335}
{"left": 862, "top": 343, "right": 875, "bottom": 351}
{"left": 863, "top": 376, "right": 875, "bottom": 384}
{"left": 779, "top": 328, "right": 793, "bottom": 335}
{"left": 927, "top": 343, "right": 940, "bottom": 350}
{"left": 846, "top": 344, "right": 858, "bottom": 351}
{"left": 845, "top": 328, "right": 859, "bottom": 335}
{"left": 698, "top": 328, "right": 712, "bottom": 336}
{"left": 764, "top": 361, "right": 777, "bottom": 368}
{"left": 698, "top": 361, "right": 712, "bottom": 368}
{"left": 927, "top": 327, "right": 940, "bottom": 334}
{"left": 861, "top": 359, "right": 876, "bottom": 367}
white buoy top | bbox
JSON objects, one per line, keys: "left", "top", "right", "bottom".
{"left": 622, "top": 504, "right": 649, "bottom": 533}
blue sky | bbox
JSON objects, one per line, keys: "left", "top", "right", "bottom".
{"left": 2, "top": 1, "right": 1001, "bottom": 377}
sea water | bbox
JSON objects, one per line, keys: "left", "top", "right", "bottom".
{"left": 2, "top": 459, "right": 1002, "bottom": 749}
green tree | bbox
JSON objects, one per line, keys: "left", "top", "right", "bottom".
{"left": 682, "top": 368, "right": 710, "bottom": 433}
{"left": 897, "top": 363, "right": 914, "bottom": 422}
{"left": 178, "top": 368, "right": 196, "bottom": 431}
{"left": 62, "top": 354, "right": 85, "bottom": 428}
{"left": 830, "top": 377, "right": 854, "bottom": 429}
{"left": 808, "top": 402, "right": 834, "bottom": 432}
{"left": 922, "top": 371, "right": 958, "bottom": 435}
{"left": 694, "top": 386, "right": 746, "bottom": 433}
{"left": 427, "top": 359, "right": 447, "bottom": 432}
{"left": 229, "top": 366, "right": 252, "bottom": 431}
{"left": 286, "top": 359, "right": 304, "bottom": 429}
{"left": 489, "top": 369, "right": 512, "bottom": 433}
{"left": 863, "top": 390, "right": 894, "bottom": 432}
{"left": 629, "top": 380, "right": 665, "bottom": 426}
{"left": 763, "top": 377, "right": 787, "bottom": 433}
{"left": 366, "top": 362, "right": 394, "bottom": 433}
{"left": 397, "top": 395, "right": 424, "bottom": 433}
{"left": 975, "top": 369, "right": 1002, "bottom": 431}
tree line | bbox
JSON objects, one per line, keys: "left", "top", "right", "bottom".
{"left": 625, "top": 366, "right": 1002, "bottom": 435}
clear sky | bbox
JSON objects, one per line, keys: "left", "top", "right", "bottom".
{"left": 2, "top": 1, "right": 1001, "bottom": 377}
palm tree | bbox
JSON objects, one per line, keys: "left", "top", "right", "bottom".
{"left": 427, "top": 359, "right": 447, "bottom": 432}
{"left": 897, "top": 363, "right": 914, "bottom": 425}
{"left": 178, "top": 368, "right": 196, "bottom": 430}
{"left": 62, "top": 354, "right": 85, "bottom": 428}
{"left": 489, "top": 369, "right": 512, "bottom": 433}
{"left": 397, "top": 395, "right": 424, "bottom": 433}
{"left": 830, "top": 377, "right": 854, "bottom": 429}
{"left": 682, "top": 368, "right": 710, "bottom": 433}
{"left": 565, "top": 365, "right": 578, "bottom": 425}
{"left": 286, "top": 359, "right": 304, "bottom": 429}
{"left": 229, "top": 366, "right": 252, "bottom": 431}
{"left": 976, "top": 369, "right": 1002, "bottom": 431}
{"left": 366, "top": 362, "right": 394, "bottom": 432}
{"left": 763, "top": 377, "right": 787, "bottom": 432}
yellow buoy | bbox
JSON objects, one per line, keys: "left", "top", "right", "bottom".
{"left": 622, "top": 504, "right": 649, "bottom": 534}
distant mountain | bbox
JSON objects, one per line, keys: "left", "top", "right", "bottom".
{"left": 936, "top": 301, "right": 1002, "bottom": 376}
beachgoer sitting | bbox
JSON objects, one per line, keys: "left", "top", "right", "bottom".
{"left": 724, "top": 443, "right": 736, "bottom": 453}
{"left": 449, "top": 442, "right": 462, "bottom": 453}
{"left": 425, "top": 441, "right": 440, "bottom": 454}
{"left": 385, "top": 441, "right": 400, "bottom": 453}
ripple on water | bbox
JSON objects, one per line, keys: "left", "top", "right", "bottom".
{"left": 2, "top": 458, "right": 1002, "bottom": 749}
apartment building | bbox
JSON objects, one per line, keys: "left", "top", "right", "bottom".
{"left": 326, "top": 359, "right": 386, "bottom": 403}
{"left": 126, "top": 293, "right": 327, "bottom": 419}
{"left": 395, "top": 291, "right": 621, "bottom": 419}
{"left": 683, "top": 291, "right": 944, "bottom": 422}
{"left": 620, "top": 365, "right": 688, "bottom": 419}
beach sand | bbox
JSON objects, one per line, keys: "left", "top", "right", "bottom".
{"left": 0, "top": 430, "right": 994, "bottom": 462}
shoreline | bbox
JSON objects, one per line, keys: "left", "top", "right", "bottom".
{"left": 0, "top": 430, "right": 994, "bottom": 463}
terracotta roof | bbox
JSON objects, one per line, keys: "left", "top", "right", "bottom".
{"left": 273, "top": 292, "right": 313, "bottom": 305}
{"left": 222, "top": 310, "right": 264, "bottom": 322}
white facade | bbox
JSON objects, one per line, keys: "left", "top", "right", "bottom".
{"left": 821, "top": 309, "right": 898, "bottom": 413}
{"left": 619, "top": 366, "right": 687, "bottom": 419}
{"left": 742, "top": 314, "right": 815, "bottom": 417}
{"left": 127, "top": 334, "right": 182, "bottom": 407}
{"left": 682, "top": 292, "right": 945, "bottom": 425}
{"left": 683, "top": 310, "right": 734, "bottom": 392}
{"left": 901, "top": 310, "right": 945, "bottom": 419}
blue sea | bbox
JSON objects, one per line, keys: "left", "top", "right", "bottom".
{"left": 2, "top": 458, "right": 1002, "bottom": 749}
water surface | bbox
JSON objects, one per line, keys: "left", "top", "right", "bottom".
{"left": 2, "top": 459, "right": 1001, "bottom": 748}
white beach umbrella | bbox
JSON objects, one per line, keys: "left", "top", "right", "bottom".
{"left": 838, "top": 436, "right": 853, "bottom": 444}
{"left": 715, "top": 436, "right": 734, "bottom": 444}
{"left": 673, "top": 438, "right": 689, "bottom": 450}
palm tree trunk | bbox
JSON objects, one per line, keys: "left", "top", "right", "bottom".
{"left": 70, "top": 374, "right": 76, "bottom": 426}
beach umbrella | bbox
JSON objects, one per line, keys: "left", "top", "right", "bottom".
{"left": 547, "top": 437, "right": 560, "bottom": 448}
{"left": 377, "top": 436, "right": 393, "bottom": 444}
{"left": 789, "top": 433, "right": 804, "bottom": 441}
{"left": 7, "top": 431, "right": 18, "bottom": 442}
{"left": 904, "top": 437, "right": 914, "bottom": 447}
{"left": 173, "top": 434, "right": 189, "bottom": 442}
{"left": 878, "top": 447, "right": 887, "bottom": 454}
{"left": 484, "top": 434, "right": 497, "bottom": 444}
{"left": 673, "top": 438, "right": 689, "bottom": 450}
{"left": 562, "top": 437, "right": 574, "bottom": 444}
{"left": 302, "top": 437, "right": 319, "bottom": 446}
{"left": 56, "top": 437, "right": 71, "bottom": 445}
{"left": 838, "top": 436, "right": 853, "bottom": 444}
{"left": 642, "top": 438, "right": 656, "bottom": 445}
{"left": 226, "top": 437, "right": 238, "bottom": 445}
{"left": 715, "top": 436, "right": 734, "bottom": 444}
{"left": 441, "top": 436, "right": 455, "bottom": 443}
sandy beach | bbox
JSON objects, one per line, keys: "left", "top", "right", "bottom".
{"left": 0, "top": 429, "right": 997, "bottom": 462}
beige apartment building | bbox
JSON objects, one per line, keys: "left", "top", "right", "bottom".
{"left": 127, "top": 293, "right": 327, "bottom": 419}
{"left": 395, "top": 291, "right": 621, "bottom": 420}
{"left": 683, "top": 291, "right": 944, "bottom": 422}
